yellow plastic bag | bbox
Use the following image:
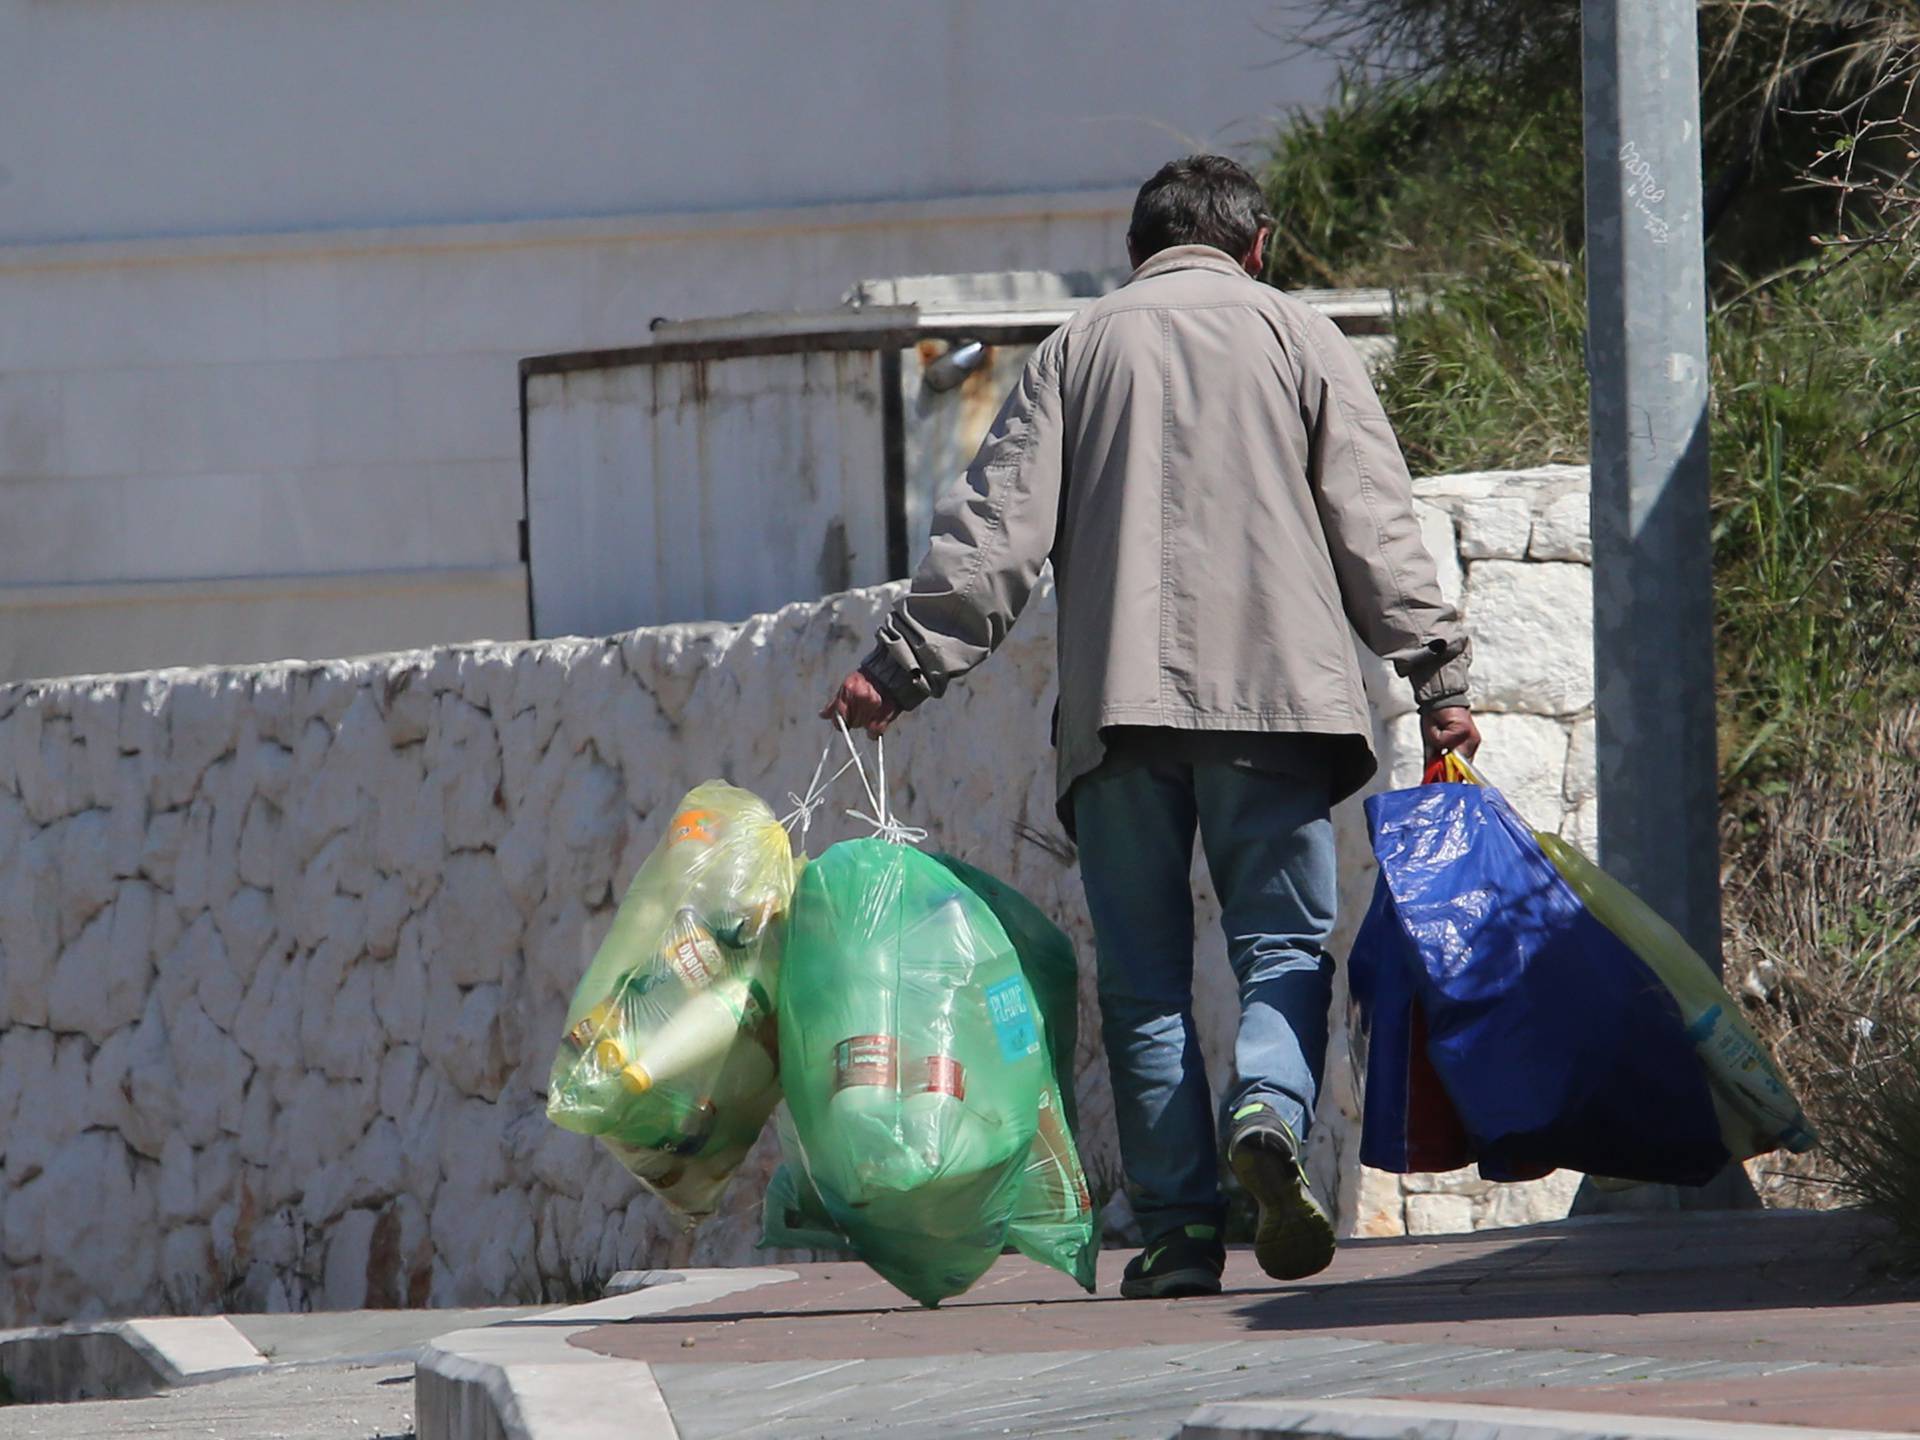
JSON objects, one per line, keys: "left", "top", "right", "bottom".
{"left": 1440, "top": 753, "right": 1814, "bottom": 1157}
{"left": 545, "top": 782, "right": 799, "bottom": 1218}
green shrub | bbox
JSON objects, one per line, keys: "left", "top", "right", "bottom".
{"left": 1369, "top": 237, "right": 1588, "bottom": 473}
{"left": 1259, "top": 70, "right": 1920, "bottom": 792}
{"left": 1260, "top": 75, "right": 1583, "bottom": 290}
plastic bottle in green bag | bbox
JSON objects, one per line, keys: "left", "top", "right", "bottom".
{"left": 772, "top": 843, "right": 1097, "bottom": 1301}
{"left": 932, "top": 853, "right": 1095, "bottom": 1289}
{"left": 778, "top": 838, "right": 1045, "bottom": 1305}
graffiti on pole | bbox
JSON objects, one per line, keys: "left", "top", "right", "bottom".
{"left": 1619, "top": 140, "right": 1672, "bottom": 244}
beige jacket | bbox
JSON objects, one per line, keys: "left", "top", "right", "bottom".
{"left": 865, "top": 246, "right": 1470, "bottom": 810}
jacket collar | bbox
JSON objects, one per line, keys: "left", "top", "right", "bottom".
{"left": 1124, "top": 244, "right": 1253, "bottom": 286}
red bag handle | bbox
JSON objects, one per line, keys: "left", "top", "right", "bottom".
{"left": 1423, "top": 752, "right": 1482, "bottom": 786}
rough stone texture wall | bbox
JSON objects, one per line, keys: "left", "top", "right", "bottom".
{"left": 0, "top": 465, "right": 1592, "bottom": 1325}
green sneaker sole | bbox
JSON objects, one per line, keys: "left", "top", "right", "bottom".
{"left": 1118, "top": 1265, "right": 1224, "bottom": 1300}
{"left": 1231, "top": 1133, "right": 1336, "bottom": 1281}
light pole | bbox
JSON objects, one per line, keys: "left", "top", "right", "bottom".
{"left": 1579, "top": 0, "right": 1756, "bottom": 1210}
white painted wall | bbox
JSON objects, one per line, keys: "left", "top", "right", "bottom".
{"left": 0, "top": 0, "right": 1335, "bottom": 683}
{"left": 0, "top": 195, "right": 1128, "bottom": 682}
{"left": 0, "top": 1, "right": 1323, "bottom": 247}
{"left": 0, "top": 466, "right": 1595, "bottom": 1326}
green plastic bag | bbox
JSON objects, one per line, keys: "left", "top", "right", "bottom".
{"left": 930, "top": 854, "right": 1094, "bottom": 1289}
{"left": 545, "top": 782, "right": 797, "bottom": 1219}
{"left": 771, "top": 840, "right": 1095, "bottom": 1303}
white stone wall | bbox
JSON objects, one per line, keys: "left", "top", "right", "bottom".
{"left": 0, "top": 465, "right": 1593, "bottom": 1325}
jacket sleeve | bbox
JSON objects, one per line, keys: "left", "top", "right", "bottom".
{"left": 862, "top": 336, "right": 1066, "bottom": 709}
{"left": 1297, "top": 311, "right": 1472, "bottom": 712}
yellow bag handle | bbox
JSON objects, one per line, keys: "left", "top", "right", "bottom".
{"left": 1423, "top": 751, "right": 1484, "bottom": 786}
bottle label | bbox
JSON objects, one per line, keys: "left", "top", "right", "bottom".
{"left": 662, "top": 910, "right": 726, "bottom": 990}
{"left": 667, "top": 807, "right": 720, "bottom": 846}
{"left": 922, "top": 1054, "right": 966, "bottom": 1100}
{"left": 1035, "top": 1089, "right": 1092, "bottom": 1212}
{"left": 833, "top": 1034, "right": 898, "bottom": 1091}
{"left": 985, "top": 977, "right": 1041, "bottom": 1063}
{"left": 565, "top": 997, "right": 618, "bottom": 1052}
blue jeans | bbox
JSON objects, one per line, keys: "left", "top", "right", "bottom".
{"left": 1074, "top": 760, "right": 1337, "bottom": 1242}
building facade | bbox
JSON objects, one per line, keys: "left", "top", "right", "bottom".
{"left": 0, "top": 0, "right": 1331, "bottom": 682}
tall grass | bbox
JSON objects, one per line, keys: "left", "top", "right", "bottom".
{"left": 1260, "top": 76, "right": 1584, "bottom": 291}
{"left": 1729, "top": 708, "right": 1920, "bottom": 1257}
{"left": 1369, "top": 241, "right": 1588, "bottom": 473}
{"left": 1279, "top": 0, "right": 1920, "bottom": 271}
{"left": 1349, "top": 258, "right": 1920, "bottom": 795}
{"left": 1265, "top": 74, "right": 1920, "bottom": 794}
{"left": 1708, "top": 260, "right": 1920, "bottom": 791}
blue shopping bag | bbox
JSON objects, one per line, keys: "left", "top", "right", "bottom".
{"left": 1349, "top": 769, "right": 1730, "bottom": 1186}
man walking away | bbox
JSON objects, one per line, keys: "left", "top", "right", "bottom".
{"left": 825, "top": 155, "right": 1479, "bottom": 1298}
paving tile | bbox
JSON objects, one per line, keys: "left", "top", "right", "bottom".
{"left": 1440, "top": 1363, "right": 1920, "bottom": 1434}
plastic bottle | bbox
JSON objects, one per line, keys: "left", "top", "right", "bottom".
{"left": 708, "top": 893, "right": 782, "bottom": 949}
{"left": 621, "top": 973, "right": 774, "bottom": 1101}
{"left": 1020, "top": 1085, "right": 1092, "bottom": 1225}
{"left": 563, "top": 995, "right": 621, "bottom": 1054}
{"left": 902, "top": 1052, "right": 1018, "bottom": 1191}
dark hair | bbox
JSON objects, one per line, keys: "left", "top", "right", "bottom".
{"left": 1128, "top": 154, "right": 1273, "bottom": 261}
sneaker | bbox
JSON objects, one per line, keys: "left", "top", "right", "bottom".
{"left": 1119, "top": 1223, "right": 1225, "bottom": 1300}
{"left": 1227, "top": 1101, "right": 1336, "bottom": 1281}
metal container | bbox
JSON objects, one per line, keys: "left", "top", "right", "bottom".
{"left": 520, "top": 275, "right": 1394, "bottom": 638}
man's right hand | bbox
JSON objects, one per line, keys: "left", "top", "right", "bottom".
{"left": 1421, "top": 706, "right": 1480, "bottom": 762}
{"left": 821, "top": 669, "right": 901, "bottom": 737}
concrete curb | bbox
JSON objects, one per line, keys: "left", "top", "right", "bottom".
{"left": 0, "top": 1315, "right": 268, "bottom": 1402}
{"left": 413, "top": 1266, "right": 798, "bottom": 1440}
{"left": 1180, "top": 1397, "right": 1919, "bottom": 1440}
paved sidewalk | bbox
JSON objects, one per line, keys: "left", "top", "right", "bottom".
{"left": 7, "top": 1210, "right": 1915, "bottom": 1438}
{"left": 0, "top": 1307, "right": 541, "bottom": 1440}
{"left": 565, "top": 1210, "right": 1920, "bottom": 1437}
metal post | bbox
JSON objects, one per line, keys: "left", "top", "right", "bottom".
{"left": 1581, "top": 0, "right": 1721, "bottom": 966}
{"left": 1578, "top": 0, "right": 1756, "bottom": 1212}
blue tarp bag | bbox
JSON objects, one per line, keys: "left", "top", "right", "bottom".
{"left": 1349, "top": 773, "right": 1730, "bottom": 1186}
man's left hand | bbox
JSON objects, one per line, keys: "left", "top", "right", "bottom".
{"left": 1421, "top": 705, "right": 1480, "bottom": 761}
{"left": 822, "top": 669, "right": 901, "bottom": 737}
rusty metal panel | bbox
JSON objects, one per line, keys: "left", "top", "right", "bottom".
{"left": 897, "top": 337, "right": 1039, "bottom": 564}
{"left": 889, "top": 289, "right": 1398, "bottom": 562}
{"left": 520, "top": 282, "right": 1397, "bottom": 637}
{"left": 525, "top": 347, "right": 888, "bottom": 637}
